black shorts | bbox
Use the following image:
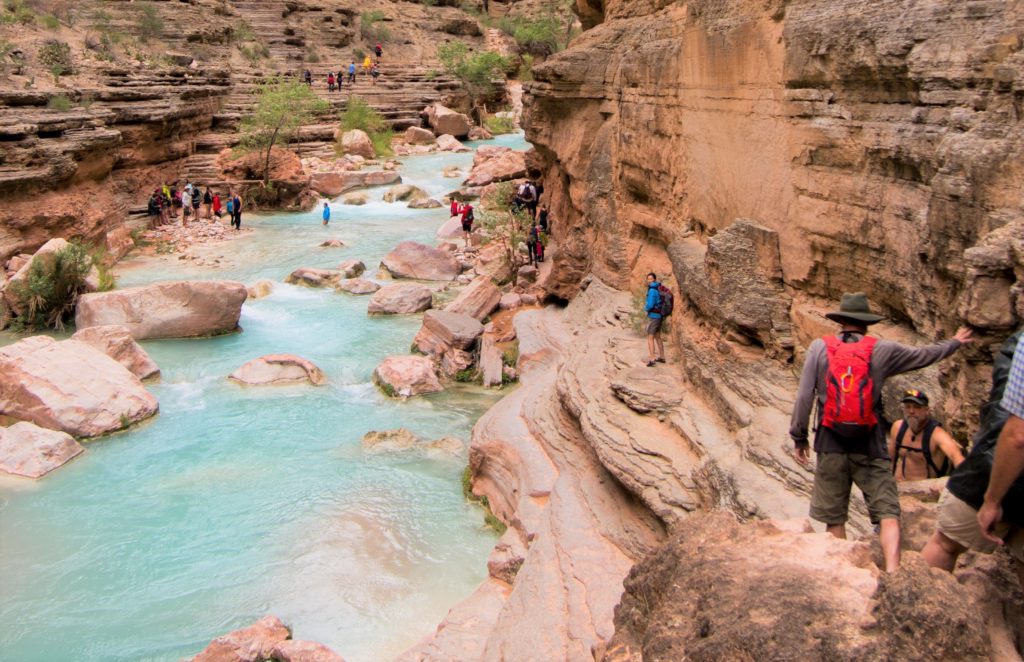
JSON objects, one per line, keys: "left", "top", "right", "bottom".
{"left": 461, "top": 222, "right": 472, "bottom": 232}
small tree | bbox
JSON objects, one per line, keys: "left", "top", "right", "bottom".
{"left": 136, "top": 2, "right": 162, "bottom": 39}
{"left": 9, "top": 241, "right": 93, "bottom": 331}
{"left": 239, "top": 77, "right": 329, "bottom": 182}
{"left": 478, "top": 181, "right": 530, "bottom": 279}
{"left": 437, "top": 41, "right": 509, "bottom": 122}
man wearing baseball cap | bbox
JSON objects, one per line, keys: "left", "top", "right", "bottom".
{"left": 888, "top": 388, "right": 965, "bottom": 482}
{"left": 790, "top": 292, "right": 973, "bottom": 572}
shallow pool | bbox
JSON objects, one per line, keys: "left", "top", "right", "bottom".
{"left": 0, "top": 133, "right": 530, "bottom": 661}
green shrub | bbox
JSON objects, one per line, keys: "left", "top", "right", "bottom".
{"left": 461, "top": 466, "right": 507, "bottom": 535}
{"left": 518, "top": 53, "right": 534, "bottom": 81}
{"left": 39, "top": 13, "right": 59, "bottom": 29}
{"left": 46, "top": 93, "right": 71, "bottom": 110}
{"left": 501, "top": 343, "right": 519, "bottom": 368}
{"left": 369, "top": 127, "right": 394, "bottom": 157}
{"left": 454, "top": 367, "right": 479, "bottom": 383}
{"left": 340, "top": 96, "right": 385, "bottom": 132}
{"left": 498, "top": 13, "right": 562, "bottom": 55}
{"left": 353, "top": 47, "right": 365, "bottom": 61}
{"left": 38, "top": 39, "right": 72, "bottom": 71}
{"left": 360, "top": 11, "right": 389, "bottom": 43}
{"left": 9, "top": 241, "right": 93, "bottom": 331}
{"left": 136, "top": 2, "right": 162, "bottom": 38}
{"left": 485, "top": 114, "right": 515, "bottom": 135}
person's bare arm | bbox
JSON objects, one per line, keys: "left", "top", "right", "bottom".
{"left": 979, "top": 415, "right": 1024, "bottom": 544}
{"left": 931, "top": 427, "right": 965, "bottom": 468}
{"left": 887, "top": 420, "right": 901, "bottom": 466}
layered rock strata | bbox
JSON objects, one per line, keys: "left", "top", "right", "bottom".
{"left": 525, "top": 0, "right": 1024, "bottom": 435}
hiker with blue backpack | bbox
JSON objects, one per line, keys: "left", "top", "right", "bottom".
{"left": 644, "top": 273, "right": 673, "bottom": 367}
{"left": 790, "top": 292, "right": 973, "bottom": 572}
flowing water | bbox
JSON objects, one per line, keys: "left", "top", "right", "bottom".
{"left": 0, "top": 133, "right": 531, "bottom": 661}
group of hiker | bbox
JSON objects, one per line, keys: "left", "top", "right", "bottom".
{"left": 306, "top": 43, "right": 384, "bottom": 91}
{"left": 643, "top": 284, "right": 1023, "bottom": 583}
{"left": 512, "top": 179, "right": 550, "bottom": 267}
{"left": 147, "top": 182, "right": 243, "bottom": 230}
{"left": 785, "top": 292, "right": 1022, "bottom": 581}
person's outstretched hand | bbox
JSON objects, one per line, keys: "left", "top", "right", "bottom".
{"left": 794, "top": 445, "right": 811, "bottom": 467}
{"left": 954, "top": 327, "right": 975, "bottom": 345}
{"left": 978, "top": 499, "right": 1004, "bottom": 545}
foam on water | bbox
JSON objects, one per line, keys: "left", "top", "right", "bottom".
{"left": 0, "top": 133, "right": 530, "bottom": 662}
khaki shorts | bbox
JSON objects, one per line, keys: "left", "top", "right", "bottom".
{"left": 645, "top": 317, "right": 663, "bottom": 336}
{"left": 810, "top": 452, "right": 901, "bottom": 525}
{"left": 937, "top": 491, "right": 1024, "bottom": 563}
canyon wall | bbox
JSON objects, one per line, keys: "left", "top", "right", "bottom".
{"left": 527, "top": 0, "right": 1024, "bottom": 435}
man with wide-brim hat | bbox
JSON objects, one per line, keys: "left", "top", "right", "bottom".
{"left": 790, "top": 292, "right": 973, "bottom": 572}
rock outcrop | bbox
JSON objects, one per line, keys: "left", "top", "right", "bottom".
{"left": 380, "top": 241, "right": 460, "bottom": 281}
{"left": 525, "top": 0, "right": 1024, "bottom": 434}
{"left": 604, "top": 513, "right": 1020, "bottom": 661}
{"left": 367, "top": 283, "right": 433, "bottom": 315}
{"left": 444, "top": 276, "right": 501, "bottom": 320}
{"left": 463, "top": 146, "right": 528, "bottom": 187}
{"left": 71, "top": 324, "right": 161, "bottom": 381}
{"left": 229, "top": 354, "right": 327, "bottom": 387}
{"left": 340, "top": 129, "right": 375, "bottom": 159}
{"left": 373, "top": 355, "right": 444, "bottom": 398}
{"left": 191, "top": 615, "right": 345, "bottom": 662}
{"left": 286, "top": 268, "right": 344, "bottom": 288}
{"left": 0, "top": 336, "right": 158, "bottom": 437}
{"left": 423, "top": 103, "right": 473, "bottom": 139}
{"left": 76, "top": 281, "right": 247, "bottom": 340}
{"left": 335, "top": 278, "right": 381, "bottom": 295}
{"left": 0, "top": 421, "right": 85, "bottom": 479}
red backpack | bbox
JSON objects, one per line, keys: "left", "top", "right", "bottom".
{"left": 821, "top": 335, "right": 878, "bottom": 438}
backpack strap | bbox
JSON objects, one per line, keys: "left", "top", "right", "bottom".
{"left": 892, "top": 420, "right": 909, "bottom": 475}
{"left": 921, "top": 419, "right": 950, "bottom": 477}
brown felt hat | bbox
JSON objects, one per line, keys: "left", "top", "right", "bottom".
{"left": 824, "top": 292, "right": 885, "bottom": 325}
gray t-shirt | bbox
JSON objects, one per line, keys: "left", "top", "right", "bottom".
{"left": 789, "top": 332, "right": 962, "bottom": 459}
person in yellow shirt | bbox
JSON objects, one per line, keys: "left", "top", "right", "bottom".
{"left": 363, "top": 55, "right": 372, "bottom": 75}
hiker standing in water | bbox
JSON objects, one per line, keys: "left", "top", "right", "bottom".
{"left": 790, "top": 292, "right": 973, "bottom": 572}
{"left": 322, "top": 201, "right": 331, "bottom": 226}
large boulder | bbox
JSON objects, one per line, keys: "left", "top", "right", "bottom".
{"left": 0, "top": 421, "right": 84, "bottom": 479}
{"left": 335, "top": 278, "right": 380, "bottom": 295}
{"left": 229, "top": 354, "right": 327, "bottom": 386}
{"left": 423, "top": 103, "right": 472, "bottom": 139}
{"left": 436, "top": 134, "right": 470, "bottom": 153}
{"left": 340, "top": 129, "right": 376, "bottom": 159}
{"left": 190, "top": 614, "right": 345, "bottom": 662}
{"left": 0, "top": 336, "right": 159, "bottom": 437}
{"left": 75, "top": 281, "right": 247, "bottom": 340}
{"left": 414, "top": 310, "right": 484, "bottom": 356}
{"left": 285, "top": 268, "right": 343, "bottom": 288}
{"left": 380, "top": 241, "right": 459, "bottom": 281}
{"left": 464, "top": 146, "right": 528, "bottom": 187}
{"left": 71, "top": 324, "right": 161, "bottom": 380}
{"left": 247, "top": 279, "right": 274, "bottom": 299}
{"left": 436, "top": 216, "right": 467, "bottom": 241}
{"left": 336, "top": 260, "right": 366, "bottom": 278}
{"left": 405, "top": 126, "right": 436, "bottom": 145}
{"left": 408, "top": 197, "right": 443, "bottom": 209}
{"left": 373, "top": 355, "right": 443, "bottom": 398}
{"left": 342, "top": 192, "right": 367, "bottom": 205}
{"left": 445, "top": 276, "right": 501, "bottom": 320}
{"left": 382, "top": 184, "right": 429, "bottom": 203}
{"left": 604, "top": 513, "right": 1008, "bottom": 661}
{"left": 367, "top": 283, "right": 433, "bottom": 314}
{"left": 480, "top": 334, "right": 504, "bottom": 387}
{"left": 311, "top": 170, "right": 401, "bottom": 196}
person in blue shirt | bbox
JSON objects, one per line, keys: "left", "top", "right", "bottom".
{"left": 322, "top": 202, "right": 331, "bottom": 226}
{"left": 644, "top": 272, "right": 665, "bottom": 367}
{"left": 348, "top": 61, "right": 356, "bottom": 85}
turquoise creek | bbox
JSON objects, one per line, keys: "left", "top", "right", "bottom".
{"left": 0, "top": 134, "right": 530, "bottom": 661}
